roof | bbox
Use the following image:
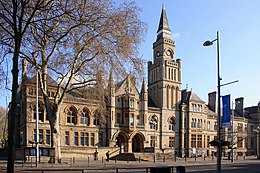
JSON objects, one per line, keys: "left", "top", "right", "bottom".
{"left": 24, "top": 74, "right": 58, "bottom": 87}
{"left": 189, "top": 92, "right": 205, "bottom": 103}
{"left": 157, "top": 7, "right": 171, "bottom": 33}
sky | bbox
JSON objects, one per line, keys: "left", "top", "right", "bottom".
{"left": 0, "top": 0, "right": 259, "bottom": 108}
{"left": 136, "top": 0, "right": 260, "bottom": 107}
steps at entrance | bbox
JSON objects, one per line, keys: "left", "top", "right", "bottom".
{"left": 110, "top": 152, "right": 159, "bottom": 161}
{"left": 110, "top": 153, "right": 138, "bottom": 161}
{"left": 110, "top": 152, "right": 175, "bottom": 161}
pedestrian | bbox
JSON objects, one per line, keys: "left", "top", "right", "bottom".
{"left": 106, "top": 151, "right": 110, "bottom": 162}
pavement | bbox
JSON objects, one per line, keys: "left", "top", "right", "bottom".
{"left": 0, "top": 156, "right": 260, "bottom": 172}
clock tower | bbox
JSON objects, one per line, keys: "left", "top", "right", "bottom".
{"left": 148, "top": 6, "right": 184, "bottom": 155}
{"left": 148, "top": 6, "right": 182, "bottom": 110}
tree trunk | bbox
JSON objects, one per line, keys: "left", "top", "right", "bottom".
{"left": 7, "top": 38, "right": 21, "bottom": 173}
{"left": 53, "top": 109, "right": 61, "bottom": 163}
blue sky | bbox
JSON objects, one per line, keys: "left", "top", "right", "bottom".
{"left": 0, "top": 0, "right": 259, "bottom": 108}
{"left": 137, "top": 0, "right": 260, "bottom": 107}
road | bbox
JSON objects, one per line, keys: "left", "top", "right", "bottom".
{"left": 186, "top": 162, "right": 260, "bottom": 173}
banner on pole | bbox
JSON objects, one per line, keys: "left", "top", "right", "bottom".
{"left": 222, "top": 95, "right": 231, "bottom": 128}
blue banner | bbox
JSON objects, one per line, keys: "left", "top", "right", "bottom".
{"left": 222, "top": 95, "right": 231, "bottom": 128}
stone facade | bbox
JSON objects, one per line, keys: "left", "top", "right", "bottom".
{"left": 18, "top": 7, "right": 260, "bottom": 160}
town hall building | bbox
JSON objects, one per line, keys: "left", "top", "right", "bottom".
{"left": 18, "top": 7, "right": 260, "bottom": 160}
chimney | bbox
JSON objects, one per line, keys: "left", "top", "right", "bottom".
{"left": 235, "top": 97, "right": 244, "bottom": 116}
{"left": 208, "top": 91, "right": 216, "bottom": 112}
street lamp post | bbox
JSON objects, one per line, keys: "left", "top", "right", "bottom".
{"left": 253, "top": 127, "right": 259, "bottom": 159}
{"left": 203, "top": 31, "right": 221, "bottom": 173}
{"left": 35, "top": 67, "right": 39, "bottom": 167}
{"left": 151, "top": 121, "right": 157, "bottom": 163}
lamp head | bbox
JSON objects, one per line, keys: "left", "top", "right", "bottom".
{"left": 203, "top": 41, "right": 213, "bottom": 46}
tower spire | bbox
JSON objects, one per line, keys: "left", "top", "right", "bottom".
{"left": 157, "top": 5, "right": 171, "bottom": 40}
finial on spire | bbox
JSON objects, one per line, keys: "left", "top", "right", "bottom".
{"left": 162, "top": 3, "right": 165, "bottom": 10}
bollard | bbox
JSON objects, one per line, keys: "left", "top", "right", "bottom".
{"left": 236, "top": 155, "right": 238, "bottom": 160}
{"left": 102, "top": 156, "right": 104, "bottom": 163}
{"left": 139, "top": 156, "right": 141, "bottom": 163}
{"left": 174, "top": 155, "right": 176, "bottom": 162}
{"left": 204, "top": 155, "right": 206, "bottom": 161}
{"left": 115, "top": 158, "right": 117, "bottom": 163}
{"left": 73, "top": 157, "right": 75, "bottom": 164}
{"left": 195, "top": 155, "right": 196, "bottom": 161}
{"left": 212, "top": 155, "right": 214, "bottom": 160}
{"left": 88, "top": 157, "right": 89, "bottom": 167}
{"left": 243, "top": 155, "right": 246, "bottom": 160}
{"left": 185, "top": 155, "right": 187, "bottom": 162}
{"left": 70, "top": 158, "right": 72, "bottom": 167}
{"left": 163, "top": 156, "right": 165, "bottom": 162}
{"left": 127, "top": 156, "right": 129, "bottom": 163}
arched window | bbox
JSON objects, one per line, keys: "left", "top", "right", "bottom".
{"left": 169, "top": 117, "right": 176, "bottom": 131}
{"left": 81, "top": 108, "right": 90, "bottom": 125}
{"left": 149, "top": 115, "right": 158, "bottom": 130}
{"left": 67, "top": 107, "right": 77, "bottom": 124}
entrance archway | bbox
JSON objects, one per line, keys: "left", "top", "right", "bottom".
{"left": 132, "top": 133, "right": 144, "bottom": 152}
{"left": 116, "top": 132, "right": 128, "bottom": 152}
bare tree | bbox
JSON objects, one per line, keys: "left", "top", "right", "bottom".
{"left": 0, "top": 1, "right": 54, "bottom": 172}
{"left": 22, "top": 0, "right": 147, "bottom": 163}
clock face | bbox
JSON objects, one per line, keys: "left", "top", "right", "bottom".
{"left": 166, "top": 50, "right": 171, "bottom": 56}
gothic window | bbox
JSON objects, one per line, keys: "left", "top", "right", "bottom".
{"left": 93, "top": 110, "right": 100, "bottom": 126}
{"left": 237, "top": 137, "right": 243, "bottom": 148}
{"left": 197, "top": 135, "right": 202, "bottom": 148}
{"left": 169, "top": 137, "right": 175, "bottom": 147}
{"left": 168, "top": 68, "right": 170, "bottom": 79}
{"left": 130, "top": 114, "right": 134, "bottom": 126}
{"left": 214, "top": 121, "right": 218, "bottom": 130}
{"left": 65, "top": 131, "right": 70, "bottom": 145}
{"left": 33, "top": 105, "right": 44, "bottom": 122}
{"left": 166, "top": 86, "right": 169, "bottom": 108}
{"left": 149, "top": 115, "right": 158, "bottom": 130}
{"left": 171, "top": 87, "right": 174, "bottom": 108}
{"left": 191, "top": 134, "right": 196, "bottom": 148}
{"left": 80, "top": 108, "right": 90, "bottom": 125}
{"left": 67, "top": 107, "right": 77, "bottom": 124}
{"left": 90, "top": 133, "right": 95, "bottom": 146}
{"left": 80, "top": 132, "right": 89, "bottom": 146}
{"left": 198, "top": 119, "right": 202, "bottom": 129}
{"left": 171, "top": 69, "right": 173, "bottom": 80}
{"left": 136, "top": 115, "right": 140, "bottom": 125}
{"left": 191, "top": 118, "right": 196, "bottom": 128}
{"left": 174, "top": 69, "right": 176, "bottom": 81}
{"left": 207, "top": 121, "right": 210, "bottom": 130}
{"left": 150, "top": 136, "right": 156, "bottom": 147}
{"left": 116, "top": 113, "right": 120, "bottom": 124}
{"left": 34, "top": 129, "right": 43, "bottom": 142}
{"left": 168, "top": 116, "right": 176, "bottom": 131}
{"left": 192, "top": 104, "right": 197, "bottom": 111}
{"left": 130, "top": 98, "right": 134, "bottom": 108}
{"left": 46, "top": 130, "right": 50, "bottom": 144}
{"left": 198, "top": 105, "right": 203, "bottom": 112}
{"left": 74, "top": 132, "right": 79, "bottom": 145}
{"left": 99, "top": 132, "right": 103, "bottom": 146}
